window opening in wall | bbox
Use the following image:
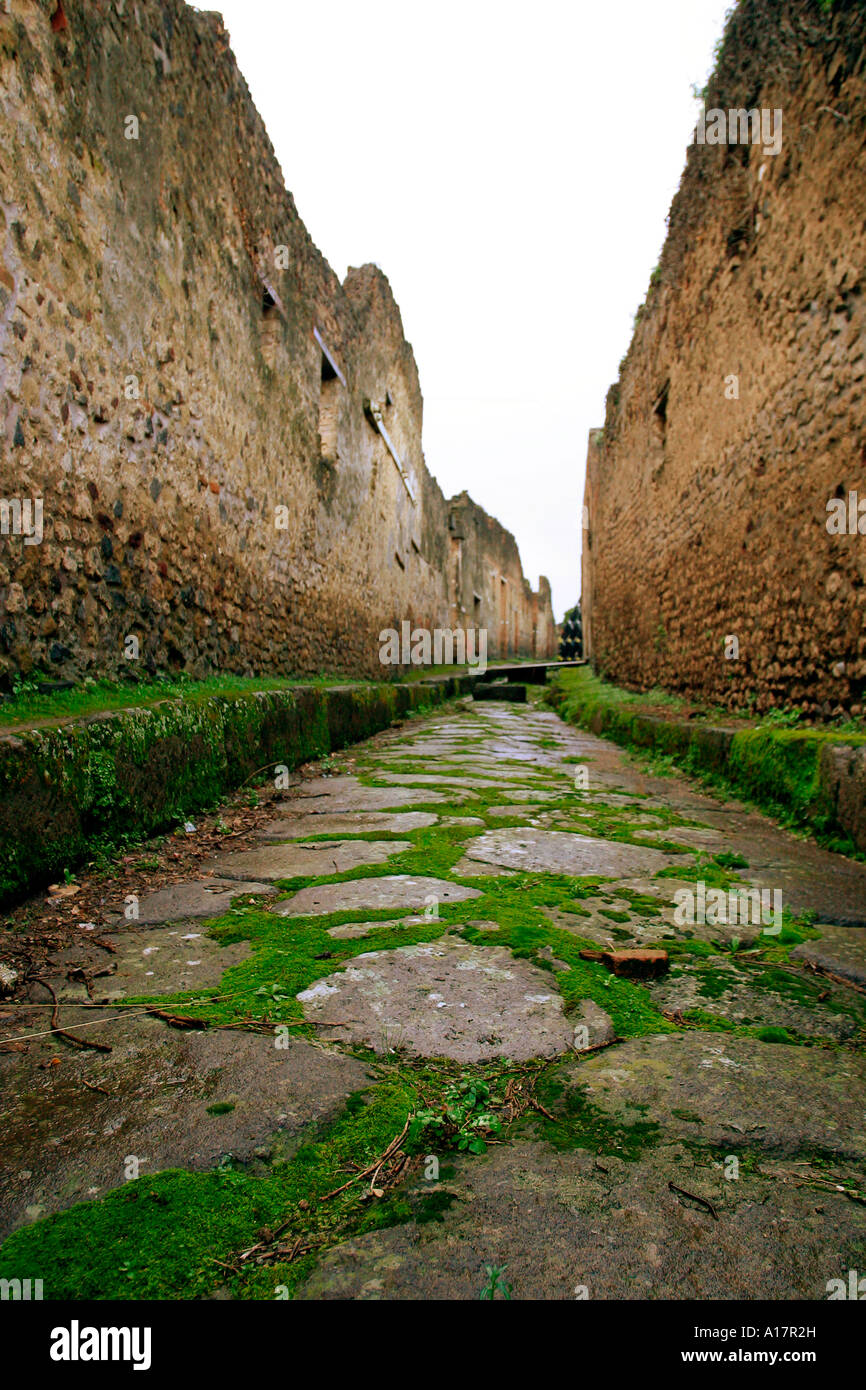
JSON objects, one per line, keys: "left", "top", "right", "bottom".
{"left": 260, "top": 284, "right": 281, "bottom": 368}
{"left": 314, "top": 329, "right": 346, "bottom": 466}
{"left": 319, "top": 359, "right": 340, "bottom": 463}
{"left": 651, "top": 380, "right": 669, "bottom": 480}
{"left": 653, "top": 381, "right": 669, "bottom": 443}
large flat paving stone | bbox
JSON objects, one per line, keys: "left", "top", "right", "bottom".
{"left": 38, "top": 928, "right": 250, "bottom": 1003}
{"left": 462, "top": 828, "right": 673, "bottom": 878}
{"left": 296, "top": 935, "right": 575, "bottom": 1061}
{"left": 284, "top": 782, "right": 457, "bottom": 813}
{"left": 202, "top": 840, "right": 409, "bottom": 882}
{"left": 648, "top": 957, "right": 860, "bottom": 1040}
{"left": 0, "top": 1018, "right": 369, "bottom": 1241}
{"left": 792, "top": 924, "right": 866, "bottom": 987}
{"left": 372, "top": 772, "right": 503, "bottom": 788}
{"left": 295, "top": 1137, "right": 866, "bottom": 1300}
{"left": 559, "top": 1032, "right": 866, "bottom": 1160}
{"left": 326, "top": 916, "right": 427, "bottom": 939}
{"left": 106, "top": 877, "right": 274, "bottom": 926}
{"left": 258, "top": 811, "right": 437, "bottom": 839}
{"left": 272, "top": 875, "right": 481, "bottom": 918}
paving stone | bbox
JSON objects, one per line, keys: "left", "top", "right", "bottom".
{"left": 372, "top": 772, "right": 497, "bottom": 788}
{"left": 450, "top": 855, "right": 518, "bottom": 878}
{"left": 202, "top": 840, "right": 410, "bottom": 882}
{"left": 649, "top": 957, "right": 860, "bottom": 1040}
{"left": 295, "top": 1137, "right": 866, "bottom": 1300}
{"left": 43, "top": 928, "right": 251, "bottom": 1001}
{"left": 106, "top": 877, "right": 274, "bottom": 926}
{"left": 571, "top": 998, "right": 616, "bottom": 1048}
{"left": 256, "top": 811, "right": 437, "bottom": 839}
{"left": 562, "top": 1031, "right": 866, "bottom": 1159}
{"left": 326, "top": 916, "right": 427, "bottom": 940}
{"left": 462, "top": 828, "right": 672, "bottom": 877}
{"left": 791, "top": 924, "right": 866, "bottom": 987}
{"left": 0, "top": 1020, "right": 369, "bottom": 1241}
{"left": 272, "top": 875, "right": 481, "bottom": 918}
{"left": 281, "top": 783, "right": 456, "bottom": 813}
{"left": 296, "top": 935, "right": 575, "bottom": 1061}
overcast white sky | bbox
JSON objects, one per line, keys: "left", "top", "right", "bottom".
{"left": 213, "top": 0, "right": 733, "bottom": 620}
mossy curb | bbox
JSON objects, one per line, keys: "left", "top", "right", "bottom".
{"left": 0, "top": 675, "right": 474, "bottom": 905}
{"left": 546, "top": 670, "right": 866, "bottom": 854}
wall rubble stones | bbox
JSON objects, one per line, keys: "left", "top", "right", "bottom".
{"left": 0, "top": 0, "right": 554, "bottom": 688}
{"left": 582, "top": 0, "right": 866, "bottom": 718}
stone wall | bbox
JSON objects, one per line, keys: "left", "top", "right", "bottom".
{"left": 0, "top": 0, "right": 554, "bottom": 688}
{"left": 446, "top": 491, "right": 557, "bottom": 660}
{"left": 582, "top": 0, "right": 866, "bottom": 717}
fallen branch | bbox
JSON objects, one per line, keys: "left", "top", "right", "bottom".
{"left": 669, "top": 1181, "right": 718, "bottom": 1221}
{"left": 31, "top": 977, "right": 112, "bottom": 1053}
{"left": 528, "top": 1097, "right": 557, "bottom": 1123}
{"left": 145, "top": 1007, "right": 209, "bottom": 1030}
{"left": 82, "top": 1078, "right": 110, "bottom": 1096}
{"left": 572, "top": 1036, "right": 625, "bottom": 1058}
{"left": 321, "top": 1117, "right": 412, "bottom": 1202}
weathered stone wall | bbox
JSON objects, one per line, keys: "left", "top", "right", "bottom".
{"left": 582, "top": 0, "right": 866, "bottom": 717}
{"left": 446, "top": 491, "right": 557, "bottom": 660}
{"left": 0, "top": 0, "right": 554, "bottom": 688}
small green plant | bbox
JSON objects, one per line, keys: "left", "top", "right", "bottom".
{"left": 758, "top": 706, "right": 804, "bottom": 728}
{"left": 479, "top": 1263, "right": 512, "bottom": 1300}
{"left": 713, "top": 851, "right": 748, "bottom": 870}
{"left": 253, "top": 982, "right": 292, "bottom": 1016}
{"left": 409, "top": 1079, "right": 503, "bottom": 1155}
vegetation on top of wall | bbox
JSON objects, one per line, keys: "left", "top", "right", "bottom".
{"left": 546, "top": 668, "right": 866, "bottom": 855}
{"left": 0, "top": 677, "right": 468, "bottom": 906}
{"left": 0, "top": 672, "right": 358, "bottom": 729}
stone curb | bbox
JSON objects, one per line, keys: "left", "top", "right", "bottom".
{"left": 0, "top": 674, "right": 476, "bottom": 906}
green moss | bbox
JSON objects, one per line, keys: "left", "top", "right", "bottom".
{"left": 0, "top": 1078, "right": 417, "bottom": 1300}
{"left": 546, "top": 668, "right": 865, "bottom": 856}
{"left": 0, "top": 679, "right": 455, "bottom": 905}
{"left": 0, "top": 672, "right": 353, "bottom": 727}
{"left": 753, "top": 1025, "right": 796, "bottom": 1045}
{"left": 532, "top": 1073, "right": 661, "bottom": 1157}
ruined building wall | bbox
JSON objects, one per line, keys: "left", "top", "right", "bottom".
{"left": 582, "top": 0, "right": 866, "bottom": 716}
{"left": 447, "top": 491, "right": 557, "bottom": 660}
{"left": 0, "top": 0, "right": 555, "bottom": 686}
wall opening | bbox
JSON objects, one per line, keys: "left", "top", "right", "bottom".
{"left": 651, "top": 380, "right": 669, "bottom": 480}
{"left": 260, "top": 286, "right": 280, "bottom": 369}
{"left": 318, "top": 353, "right": 340, "bottom": 464}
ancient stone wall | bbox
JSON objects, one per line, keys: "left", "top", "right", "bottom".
{"left": 582, "top": 0, "right": 866, "bottom": 717}
{"left": 0, "top": 0, "right": 554, "bottom": 687}
{"left": 446, "top": 491, "right": 557, "bottom": 660}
